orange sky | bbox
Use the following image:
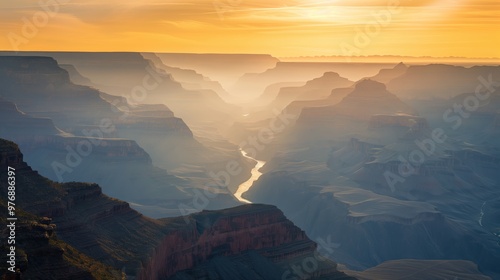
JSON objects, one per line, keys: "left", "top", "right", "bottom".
{"left": 1, "top": 0, "right": 499, "bottom": 58}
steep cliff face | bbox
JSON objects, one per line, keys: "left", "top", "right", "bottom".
{"left": 0, "top": 138, "right": 171, "bottom": 277}
{"left": 140, "top": 204, "right": 355, "bottom": 280}
{"left": 0, "top": 202, "right": 123, "bottom": 280}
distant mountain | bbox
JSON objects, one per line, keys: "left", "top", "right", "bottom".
{"left": 332, "top": 79, "right": 415, "bottom": 120}
{"left": 232, "top": 62, "right": 395, "bottom": 100}
{"left": 154, "top": 52, "right": 280, "bottom": 89}
{"left": 292, "top": 79, "right": 415, "bottom": 147}
{"left": 228, "top": 80, "right": 415, "bottom": 161}
{"left": 254, "top": 81, "right": 306, "bottom": 106}
{"left": 268, "top": 71, "right": 354, "bottom": 110}
{"left": 0, "top": 52, "right": 239, "bottom": 131}
{"left": 367, "top": 62, "right": 408, "bottom": 84}
{"left": 283, "top": 87, "right": 353, "bottom": 117}
{"left": 142, "top": 52, "right": 233, "bottom": 102}
{"left": 386, "top": 64, "right": 500, "bottom": 100}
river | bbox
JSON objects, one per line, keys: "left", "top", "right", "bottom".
{"left": 234, "top": 149, "right": 266, "bottom": 203}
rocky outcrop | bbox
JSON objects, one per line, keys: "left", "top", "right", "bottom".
{"left": 333, "top": 79, "right": 415, "bottom": 121}
{"left": 0, "top": 206, "right": 123, "bottom": 280}
{"left": 139, "top": 204, "right": 354, "bottom": 280}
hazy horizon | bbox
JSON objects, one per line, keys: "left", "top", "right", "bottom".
{"left": 1, "top": 0, "right": 499, "bottom": 58}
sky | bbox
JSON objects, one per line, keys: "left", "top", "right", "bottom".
{"left": 0, "top": 0, "right": 499, "bottom": 58}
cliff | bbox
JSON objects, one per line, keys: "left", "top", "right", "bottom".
{"left": 0, "top": 138, "right": 171, "bottom": 277}
{"left": 0, "top": 201, "right": 123, "bottom": 279}
{"left": 140, "top": 204, "right": 355, "bottom": 280}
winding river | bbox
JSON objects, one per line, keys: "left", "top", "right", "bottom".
{"left": 234, "top": 149, "right": 266, "bottom": 203}
{"left": 479, "top": 201, "right": 486, "bottom": 227}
